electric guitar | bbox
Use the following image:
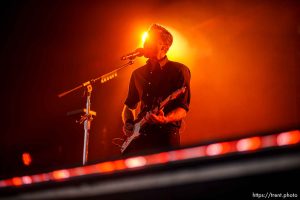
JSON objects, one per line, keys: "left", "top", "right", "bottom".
{"left": 121, "top": 86, "right": 186, "bottom": 154}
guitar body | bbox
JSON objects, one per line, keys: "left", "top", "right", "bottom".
{"left": 121, "top": 121, "right": 142, "bottom": 154}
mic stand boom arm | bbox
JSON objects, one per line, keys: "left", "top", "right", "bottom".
{"left": 58, "top": 60, "right": 135, "bottom": 165}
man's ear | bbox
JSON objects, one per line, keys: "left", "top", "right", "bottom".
{"left": 161, "top": 45, "right": 169, "bottom": 52}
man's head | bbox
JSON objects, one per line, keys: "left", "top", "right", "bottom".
{"left": 143, "top": 24, "right": 173, "bottom": 61}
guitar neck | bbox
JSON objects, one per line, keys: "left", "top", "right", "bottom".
{"left": 137, "top": 86, "right": 185, "bottom": 127}
{"left": 138, "top": 94, "right": 172, "bottom": 127}
{"left": 158, "top": 95, "right": 171, "bottom": 110}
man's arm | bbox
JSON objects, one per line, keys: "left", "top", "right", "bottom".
{"left": 165, "top": 107, "right": 187, "bottom": 123}
{"left": 122, "top": 105, "right": 136, "bottom": 136}
{"left": 122, "top": 105, "right": 135, "bottom": 124}
{"left": 146, "top": 107, "right": 187, "bottom": 124}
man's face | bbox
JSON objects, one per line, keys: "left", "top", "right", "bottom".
{"left": 143, "top": 31, "right": 166, "bottom": 60}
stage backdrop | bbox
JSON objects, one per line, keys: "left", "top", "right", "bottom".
{"left": 0, "top": 0, "right": 299, "bottom": 177}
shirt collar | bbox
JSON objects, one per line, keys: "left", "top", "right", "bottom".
{"left": 147, "top": 56, "right": 169, "bottom": 69}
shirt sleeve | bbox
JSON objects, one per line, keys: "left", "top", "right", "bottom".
{"left": 174, "top": 66, "right": 191, "bottom": 112}
{"left": 124, "top": 71, "right": 140, "bottom": 109}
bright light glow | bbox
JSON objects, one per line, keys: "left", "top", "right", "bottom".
{"left": 125, "top": 156, "right": 147, "bottom": 168}
{"left": 206, "top": 142, "right": 231, "bottom": 156}
{"left": 78, "top": 165, "right": 96, "bottom": 175}
{"left": 21, "top": 176, "right": 32, "bottom": 184}
{"left": 1, "top": 130, "right": 299, "bottom": 189}
{"left": 142, "top": 32, "right": 148, "bottom": 44}
{"left": 237, "top": 137, "right": 261, "bottom": 152}
{"left": 164, "top": 26, "right": 190, "bottom": 61}
{"left": 96, "top": 162, "right": 115, "bottom": 172}
{"left": 22, "top": 152, "right": 32, "bottom": 166}
{"left": 11, "top": 177, "right": 22, "bottom": 186}
{"left": 113, "top": 160, "right": 126, "bottom": 170}
{"left": 74, "top": 167, "right": 85, "bottom": 176}
{"left": 138, "top": 26, "right": 193, "bottom": 65}
{"left": 206, "top": 143, "right": 223, "bottom": 156}
{"left": 277, "top": 130, "right": 300, "bottom": 146}
{"left": 52, "top": 170, "right": 70, "bottom": 180}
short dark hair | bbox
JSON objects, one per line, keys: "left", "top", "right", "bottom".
{"left": 148, "top": 24, "right": 173, "bottom": 48}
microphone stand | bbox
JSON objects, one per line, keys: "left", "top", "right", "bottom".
{"left": 58, "top": 60, "right": 135, "bottom": 165}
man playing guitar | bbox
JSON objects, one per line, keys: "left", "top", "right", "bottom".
{"left": 121, "top": 24, "right": 191, "bottom": 154}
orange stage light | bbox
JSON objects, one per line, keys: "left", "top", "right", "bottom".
{"left": 113, "top": 160, "right": 126, "bottom": 170}
{"left": 179, "top": 146, "right": 206, "bottom": 160}
{"left": 11, "top": 177, "right": 22, "bottom": 186}
{"left": 138, "top": 26, "right": 191, "bottom": 65}
{"left": 165, "top": 27, "right": 190, "bottom": 61}
{"left": 277, "top": 130, "right": 300, "bottom": 146}
{"left": 96, "top": 161, "right": 115, "bottom": 173}
{"left": 1, "top": 130, "right": 299, "bottom": 188}
{"left": 21, "top": 176, "right": 32, "bottom": 185}
{"left": 206, "top": 142, "right": 231, "bottom": 156}
{"left": 52, "top": 170, "right": 70, "bottom": 180}
{"left": 31, "top": 174, "right": 50, "bottom": 183}
{"left": 125, "top": 156, "right": 147, "bottom": 168}
{"left": 22, "top": 152, "right": 32, "bottom": 166}
{"left": 142, "top": 31, "right": 148, "bottom": 44}
{"left": 236, "top": 137, "right": 261, "bottom": 152}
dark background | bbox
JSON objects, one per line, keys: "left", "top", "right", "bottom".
{"left": 0, "top": 0, "right": 299, "bottom": 178}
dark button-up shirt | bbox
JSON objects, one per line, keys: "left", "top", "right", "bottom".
{"left": 125, "top": 57, "right": 191, "bottom": 135}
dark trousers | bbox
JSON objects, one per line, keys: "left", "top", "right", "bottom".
{"left": 124, "top": 130, "right": 180, "bottom": 155}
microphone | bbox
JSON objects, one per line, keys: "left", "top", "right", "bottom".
{"left": 121, "top": 48, "right": 144, "bottom": 60}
